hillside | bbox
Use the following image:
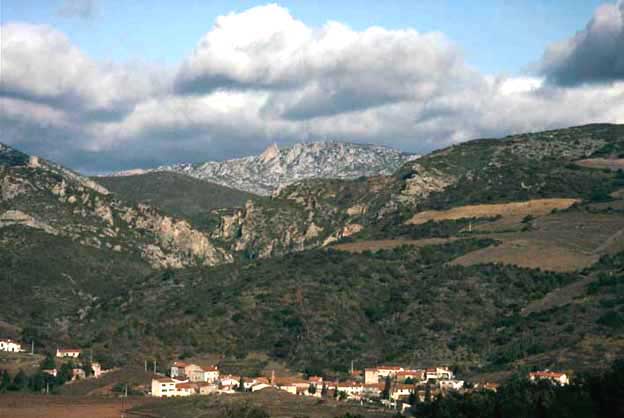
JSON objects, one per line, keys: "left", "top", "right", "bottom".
{"left": 113, "top": 142, "right": 417, "bottom": 195}
{"left": 1, "top": 124, "right": 624, "bottom": 380}
{"left": 96, "top": 171, "right": 256, "bottom": 230}
{"left": 0, "top": 143, "right": 232, "bottom": 270}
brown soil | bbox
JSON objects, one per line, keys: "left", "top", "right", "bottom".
{"left": 575, "top": 158, "right": 624, "bottom": 171}
{"left": 451, "top": 238, "right": 598, "bottom": 272}
{"left": 406, "top": 199, "right": 578, "bottom": 225}
{"left": 0, "top": 394, "right": 150, "bottom": 418}
{"left": 449, "top": 210, "right": 624, "bottom": 272}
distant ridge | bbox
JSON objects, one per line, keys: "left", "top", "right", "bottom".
{"left": 109, "top": 141, "right": 418, "bottom": 195}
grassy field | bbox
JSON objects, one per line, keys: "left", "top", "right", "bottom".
{"left": 57, "top": 366, "right": 155, "bottom": 396}
{"left": 331, "top": 237, "right": 455, "bottom": 253}
{"left": 131, "top": 389, "right": 394, "bottom": 418}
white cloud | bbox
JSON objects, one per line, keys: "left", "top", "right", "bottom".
{"left": 1, "top": 4, "right": 624, "bottom": 173}
{"left": 541, "top": 0, "right": 624, "bottom": 85}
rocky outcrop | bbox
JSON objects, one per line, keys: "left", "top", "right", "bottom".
{"left": 0, "top": 210, "right": 58, "bottom": 235}
{"left": 399, "top": 163, "right": 454, "bottom": 201}
{"left": 0, "top": 176, "right": 32, "bottom": 201}
{"left": 120, "top": 204, "right": 232, "bottom": 267}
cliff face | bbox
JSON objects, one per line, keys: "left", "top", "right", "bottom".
{"left": 0, "top": 145, "right": 230, "bottom": 269}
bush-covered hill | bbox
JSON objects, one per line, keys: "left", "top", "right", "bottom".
{"left": 67, "top": 240, "right": 624, "bottom": 378}
{"left": 96, "top": 171, "right": 256, "bottom": 230}
{"left": 2, "top": 124, "right": 624, "bottom": 378}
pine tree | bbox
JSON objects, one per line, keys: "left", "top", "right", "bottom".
{"left": 40, "top": 354, "right": 56, "bottom": 371}
{"left": 13, "top": 369, "right": 28, "bottom": 391}
{"left": 0, "top": 370, "right": 11, "bottom": 392}
{"left": 382, "top": 375, "right": 392, "bottom": 400}
{"left": 424, "top": 384, "right": 432, "bottom": 403}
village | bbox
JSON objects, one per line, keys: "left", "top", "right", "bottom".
{"left": 149, "top": 359, "right": 570, "bottom": 412}
{"left": 0, "top": 337, "right": 571, "bottom": 413}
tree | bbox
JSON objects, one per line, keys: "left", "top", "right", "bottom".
{"left": 238, "top": 375, "right": 245, "bottom": 392}
{"left": 321, "top": 384, "right": 328, "bottom": 398}
{"left": 12, "top": 369, "right": 28, "bottom": 391}
{"left": 382, "top": 375, "right": 392, "bottom": 400}
{"left": 424, "top": 384, "right": 432, "bottom": 403}
{"left": 308, "top": 383, "right": 317, "bottom": 395}
{"left": 57, "top": 363, "right": 74, "bottom": 385}
{"left": 0, "top": 370, "right": 11, "bottom": 392}
{"left": 40, "top": 354, "right": 56, "bottom": 371}
{"left": 29, "top": 372, "right": 46, "bottom": 392}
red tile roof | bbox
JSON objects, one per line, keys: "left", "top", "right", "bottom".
{"left": 529, "top": 371, "right": 566, "bottom": 379}
{"left": 173, "top": 361, "right": 189, "bottom": 368}
{"left": 378, "top": 365, "right": 403, "bottom": 370}
{"left": 155, "top": 377, "right": 176, "bottom": 383}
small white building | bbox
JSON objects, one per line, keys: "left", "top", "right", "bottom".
{"left": 391, "top": 384, "right": 415, "bottom": 401}
{"left": 151, "top": 377, "right": 190, "bottom": 397}
{"left": 190, "top": 366, "right": 219, "bottom": 383}
{"left": 336, "top": 382, "right": 364, "bottom": 399}
{"left": 529, "top": 371, "right": 570, "bottom": 386}
{"left": 170, "top": 361, "right": 189, "bottom": 378}
{"left": 91, "top": 362, "right": 103, "bottom": 378}
{"left": 56, "top": 348, "right": 81, "bottom": 358}
{"left": 175, "top": 382, "right": 196, "bottom": 396}
{"left": 0, "top": 339, "right": 23, "bottom": 353}
{"left": 364, "top": 368, "right": 380, "bottom": 384}
{"left": 425, "top": 367, "right": 454, "bottom": 381}
{"left": 439, "top": 380, "right": 464, "bottom": 391}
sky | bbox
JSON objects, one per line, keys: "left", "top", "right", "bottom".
{"left": 1, "top": 0, "right": 624, "bottom": 173}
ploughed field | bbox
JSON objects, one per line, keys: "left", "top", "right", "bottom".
{"left": 130, "top": 389, "right": 393, "bottom": 418}
{"left": 0, "top": 394, "right": 151, "bottom": 418}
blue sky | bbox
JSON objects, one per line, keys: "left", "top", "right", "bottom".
{"left": 3, "top": 0, "right": 606, "bottom": 74}
{"left": 1, "top": 0, "right": 623, "bottom": 172}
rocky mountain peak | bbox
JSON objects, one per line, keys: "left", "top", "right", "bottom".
{"left": 259, "top": 143, "right": 280, "bottom": 162}
{"left": 112, "top": 141, "right": 418, "bottom": 195}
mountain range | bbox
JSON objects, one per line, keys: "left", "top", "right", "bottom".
{"left": 109, "top": 142, "right": 418, "bottom": 195}
{"left": 2, "top": 124, "right": 624, "bottom": 380}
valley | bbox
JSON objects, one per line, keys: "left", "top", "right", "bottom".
{"left": 1, "top": 124, "right": 624, "bottom": 416}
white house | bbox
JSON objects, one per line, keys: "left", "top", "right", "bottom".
{"left": 391, "top": 384, "right": 415, "bottom": 401}
{"left": 0, "top": 338, "right": 23, "bottom": 353}
{"left": 91, "top": 362, "right": 103, "bottom": 378}
{"left": 170, "top": 361, "right": 189, "bottom": 378}
{"left": 175, "top": 382, "right": 196, "bottom": 396}
{"left": 425, "top": 367, "right": 453, "bottom": 381}
{"left": 190, "top": 366, "right": 219, "bottom": 383}
{"left": 151, "top": 377, "right": 190, "bottom": 397}
{"left": 529, "top": 371, "right": 570, "bottom": 386}
{"left": 364, "top": 368, "right": 380, "bottom": 384}
{"left": 439, "top": 380, "right": 464, "bottom": 391}
{"left": 336, "top": 381, "right": 364, "bottom": 399}
{"left": 56, "top": 348, "right": 81, "bottom": 358}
